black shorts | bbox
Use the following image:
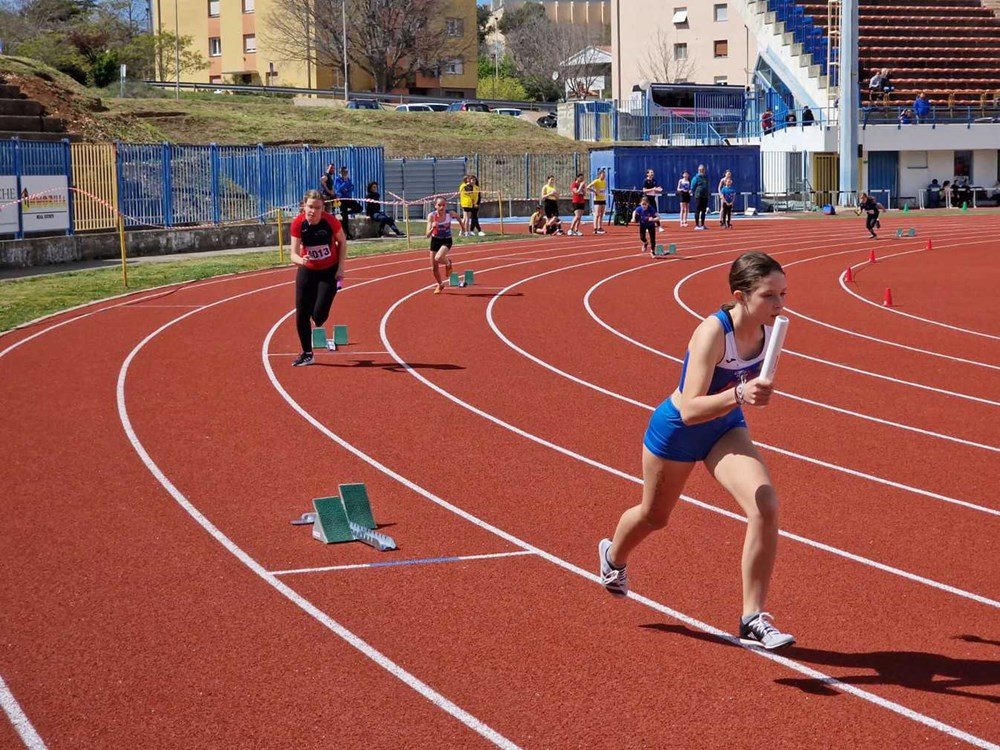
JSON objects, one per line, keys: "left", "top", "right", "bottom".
{"left": 678, "top": 191, "right": 691, "bottom": 204}
{"left": 430, "top": 236, "right": 453, "bottom": 253}
{"left": 544, "top": 199, "right": 559, "bottom": 218}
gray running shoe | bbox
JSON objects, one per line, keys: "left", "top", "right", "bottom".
{"left": 598, "top": 538, "right": 629, "bottom": 597}
{"left": 739, "top": 612, "right": 796, "bottom": 650}
{"left": 292, "top": 352, "right": 314, "bottom": 367}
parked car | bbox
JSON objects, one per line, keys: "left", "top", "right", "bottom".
{"left": 425, "top": 102, "right": 450, "bottom": 112}
{"left": 446, "top": 100, "right": 491, "bottom": 112}
{"left": 345, "top": 99, "right": 382, "bottom": 110}
{"left": 537, "top": 113, "right": 557, "bottom": 128}
{"left": 493, "top": 107, "right": 523, "bottom": 117}
{"left": 395, "top": 103, "right": 434, "bottom": 112}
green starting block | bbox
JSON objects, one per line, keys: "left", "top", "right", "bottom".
{"left": 653, "top": 243, "right": 677, "bottom": 257}
{"left": 333, "top": 324, "right": 348, "bottom": 347}
{"left": 896, "top": 228, "right": 904, "bottom": 238}
{"left": 908, "top": 228, "right": 917, "bottom": 237}
{"left": 463, "top": 269, "right": 474, "bottom": 286}
{"left": 449, "top": 271, "right": 461, "bottom": 287}
{"left": 311, "top": 328, "right": 329, "bottom": 349}
{"left": 291, "top": 483, "right": 396, "bottom": 551}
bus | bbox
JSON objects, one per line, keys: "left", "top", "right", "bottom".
{"left": 626, "top": 83, "right": 747, "bottom": 122}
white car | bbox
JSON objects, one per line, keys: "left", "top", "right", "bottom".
{"left": 493, "top": 108, "right": 523, "bottom": 117}
{"left": 395, "top": 103, "right": 434, "bottom": 112}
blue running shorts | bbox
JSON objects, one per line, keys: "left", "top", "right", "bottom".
{"left": 643, "top": 397, "right": 748, "bottom": 463}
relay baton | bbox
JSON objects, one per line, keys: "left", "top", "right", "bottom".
{"left": 759, "top": 315, "right": 789, "bottom": 383}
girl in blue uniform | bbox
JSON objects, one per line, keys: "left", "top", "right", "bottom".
{"left": 632, "top": 196, "right": 660, "bottom": 254}
{"left": 598, "top": 251, "right": 796, "bottom": 650}
{"left": 425, "top": 197, "right": 466, "bottom": 294}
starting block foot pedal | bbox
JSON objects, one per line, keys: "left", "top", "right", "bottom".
{"left": 449, "top": 272, "right": 460, "bottom": 287}
{"left": 653, "top": 244, "right": 665, "bottom": 257}
{"left": 311, "top": 328, "right": 329, "bottom": 349}
{"left": 668, "top": 243, "right": 677, "bottom": 255}
{"left": 333, "top": 324, "right": 348, "bottom": 347}
{"left": 310, "top": 496, "right": 354, "bottom": 543}
{"left": 463, "top": 269, "right": 474, "bottom": 286}
{"left": 908, "top": 228, "right": 917, "bottom": 237}
{"left": 896, "top": 228, "right": 903, "bottom": 238}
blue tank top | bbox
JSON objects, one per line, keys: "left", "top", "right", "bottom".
{"left": 678, "top": 310, "right": 773, "bottom": 395}
{"left": 677, "top": 178, "right": 691, "bottom": 192}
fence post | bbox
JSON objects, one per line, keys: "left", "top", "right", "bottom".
{"left": 13, "top": 137, "right": 23, "bottom": 239}
{"left": 118, "top": 213, "right": 128, "bottom": 287}
{"left": 524, "top": 153, "right": 530, "bottom": 201}
{"left": 162, "top": 142, "right": 173, "bottom": 227}
{"left": 257, "top": 144, "right": 267, "bottom": 223}
{"left": 210, "top": 143, "right": 221, "bottom": 225}
{"left": 62, "top": 139, "right": 75, "bottom": 236}
{"left": 276, "top": 207, "right": 284, "bottom": 261}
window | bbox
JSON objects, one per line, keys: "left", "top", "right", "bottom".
{"left": 714, "top": 40, "right": 729, "bottom": 58}
{"left": 209, "top": 37, "right": 221, "bottom": 56}
{"left": 673, "top": 43, "right": 687, "bottom": 60}
{"left": 242, "top": 0, "right": 254, "bottom": 12}
{"left": 714, "top": 76, "right": 728, "bottom": 85}
{"left": 444, "top": 58, "right": 464, "bottom": 75}
{"left": 208, "top": 0, "right": 219, "bottom": 15}
{"left": 954, "top": 150, "right": 972, "bottom": 178}
{"left": 714, "top": 3, "right": 728, "bottom": 22}
{"left": 672, "top": 7, "right": 688, "bottom": 24}
{"left": 446, "top": 17, "right": 464, "bottom": 36}
{"left": 209, "top": 75, "right": 222, "bottom": 84}
{"left": 243, "top": 34, "right": 256, "bottom": 53}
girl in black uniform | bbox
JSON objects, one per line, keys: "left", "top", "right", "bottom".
{"left": 289, "top": 189, "right": 347, "bottom": 366}
{"left": 856, "top": 193, "right": 884, "bottom": 239}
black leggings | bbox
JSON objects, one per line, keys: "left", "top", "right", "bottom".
{"left": 639, "top": 224, "right": 656, "bottom": 245}
{"left": 296, "top": 264, "right": 339, "bottom": 352}
{"left": 468, "top": 207, "right": 482, "bottom": 233}
{"left": 721, "top": 203, "right": 733, "bottom": 226}
{"left": 866, "top": 213, "right": 879, "bottom": 233}
{"left": 694, "top": 194, "right": 709, "bottom": 226}
{"left": 339, "top": 200, "right": 361, "bottom": 238}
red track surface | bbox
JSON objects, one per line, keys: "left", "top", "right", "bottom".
{"left": 2, "top": 213, "right": 999, "bottom": 749}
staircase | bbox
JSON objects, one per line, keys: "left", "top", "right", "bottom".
{"left": 800, "top": 0, "right": 1000, "bottom": 107}
{"left": 0, "top": 82, "right": 74, "bottom": 141}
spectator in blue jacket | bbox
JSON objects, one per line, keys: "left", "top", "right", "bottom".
{"left": 334, "top": 166, "right": 362, "bottom": 239}
{"left": 913, "top": 92, "right": 931, "bottom": 123}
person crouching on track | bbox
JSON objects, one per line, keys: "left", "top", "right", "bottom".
{"left": 856, "top": 193, "right": 884, "bottom": 239}
{"left": 426, "top": 197, "right": 465, "bottom": 294}
{"left": 289, "top": 189, "right": 347, "bottom": 367}
{"left": 632, "top": 196, "right": 661, "bottom": 255}
{"left": 529, "top": 205, "right": 564, "bottom": 235}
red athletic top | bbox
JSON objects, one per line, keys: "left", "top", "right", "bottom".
{"left": 290, "top": 211, "right": 342, "bottom": 270}
{"left": 571, "top": 179, "right": 586, "bottom": 205}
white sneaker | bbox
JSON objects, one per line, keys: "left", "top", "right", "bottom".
{"left": 478, "top": 231, "right": 486, "bottom": 236}
{"left": 739, "top": 612, "right": 796, "bottom": 650}
{"left": 598, "top": 539, "right": 629, "bottom": 597}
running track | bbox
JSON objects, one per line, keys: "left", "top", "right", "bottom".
{"left": 1, "top": 213, "right": 998, "bottom": 749}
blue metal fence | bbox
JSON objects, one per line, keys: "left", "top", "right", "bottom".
{"left": 1, "top": 139, "right": 384, "bottom": 238}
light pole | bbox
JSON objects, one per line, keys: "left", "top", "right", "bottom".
{"left": 342, "top": 0, "right": 349, "bottom": 101}
{"left": 174, "top": 0, "right": 180, "bottom": 98}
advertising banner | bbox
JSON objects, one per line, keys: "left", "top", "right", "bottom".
{"left": 0, "top": 176, "right": 20, "bottom": 234}
{"left": 19, "top": 176, "right": 70, "bottom": 232}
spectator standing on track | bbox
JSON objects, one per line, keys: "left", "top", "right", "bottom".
{"left": 334, "top": 167, "right": 362, "bottom": 240}
{"left": 588, "top": 168, "right": 608, "bottom": 234}
{"left": 632, "top": 196, "right": 660, "bottom": 255}
{"left": 468, "top": 176, "right": 486, "bottom": 236}
{"left": 569, "top": 172, "right": 587, "bottom": 236}
{"left": 541, "top": 175, "right": 561, "bottom": 227}
{"left": 642, "top": 168, "right": 663, "bottom": 213}
{"left": 677, "top": 170, "right": 692, "bottom": 227}
{"left": 365, "top": 181, "right": 404, "bottom": 237}
{"left": 716, "top": 169, "right": 733, "bottom": 214}
{"left": 598, "top": 251, "right": 796, "bottom": 651}
{"left": 459, "top": 174, "right": 479, "bottom": 237}
{"left": 691, "top": 164, "right": 710, "bottom": 230}
{"left": 856, "top": 193, "right": 884, "bottom": 238}
{"left": 720, "top": 177, "right": 736, "bottom": 228}
{"left": 289, "top": 189, "right": 347, "bottom": 367}
{"left": 425, "top": 196, "right": 465, "bottom": 295}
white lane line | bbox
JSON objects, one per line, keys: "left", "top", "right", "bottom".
{"left": 0, "top": 672, "right": 47, "bottom": 750}
{"left": 117, "top": 281, "right": 520, "bottom": 750}
{"left": 270, "top": 280, "right": 997, "bottom": 749}
{"left": 270, "top": 550, "right": 537, "bottom": 576}
{"left": 486, "top": 256, "right": 1000, "bottom": 518}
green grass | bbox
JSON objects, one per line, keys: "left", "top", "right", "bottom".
{"left": 0, "top": 234, "right": 532, "bottom": 332}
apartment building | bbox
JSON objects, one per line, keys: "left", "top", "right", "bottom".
{"left": 610, "top": 1, "right": 752, "bottom": 100}
{"left": 151, "top": 0, "right": 478, "bottom": 96}
{"left": 491, "top": 0, "right": 610, "bottom": 35}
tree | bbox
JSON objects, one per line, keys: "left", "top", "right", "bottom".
{"left": 476, "top": 4, "right": 491, "bottom": 47}
{"left": 131, "top": 30, "right": 207, "bottom": 82}
{"left": 504, "top": 13, "right": 604, "bottom": 102}
{"left": 637, "top": 27, "right": 696, "bottom": 85}
{"left": 263, "top": 0, "right": 472, "bottom": 93}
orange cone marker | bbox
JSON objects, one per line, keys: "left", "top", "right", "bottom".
{"left": 845, "top": 266, "right": 854, "bottom": 283}
{"left": 883, "top": 288, "right": 894, "bottom": 307}
{"left": 869, "top": 249, "right": 877, "bottom": 263}
{"left": 926, "top": 239, "right": 933, "bottom": 251}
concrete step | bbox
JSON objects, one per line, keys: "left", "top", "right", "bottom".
{"left": 42, "top": 116, "right": 66, "bottom": 132}
{"left": 0, "top": 131, "right": 78, "bottom": 142}
{"left": 0, "top": 99, "right": 44, "bottom": 117}
{"left": 0, "top": 115, "right": 46, "bottom": 131}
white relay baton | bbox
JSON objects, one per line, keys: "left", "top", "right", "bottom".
{"left": 759, "top": 315, "right": 789, "bottom": 383}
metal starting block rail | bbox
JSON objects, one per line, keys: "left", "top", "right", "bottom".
{"left": 290, "top": 483, "right": 396, "bottom": 551}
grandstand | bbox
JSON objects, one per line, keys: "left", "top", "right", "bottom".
{"left": 802, "top": 0, "right": 1000, "bottom": 107}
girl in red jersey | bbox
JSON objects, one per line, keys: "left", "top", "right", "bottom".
{"left": 289, "top": 189, "right": 347, "bottom": 366}
{"left": 568, "top": 172, "right": 587, "bottom": 236}
{"left": 425, "top": 196, "right": 466, "bottom": 294}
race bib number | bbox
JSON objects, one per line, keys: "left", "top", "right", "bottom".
{"left": 304, "top": 244, "right": 332, "bottom": 261}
